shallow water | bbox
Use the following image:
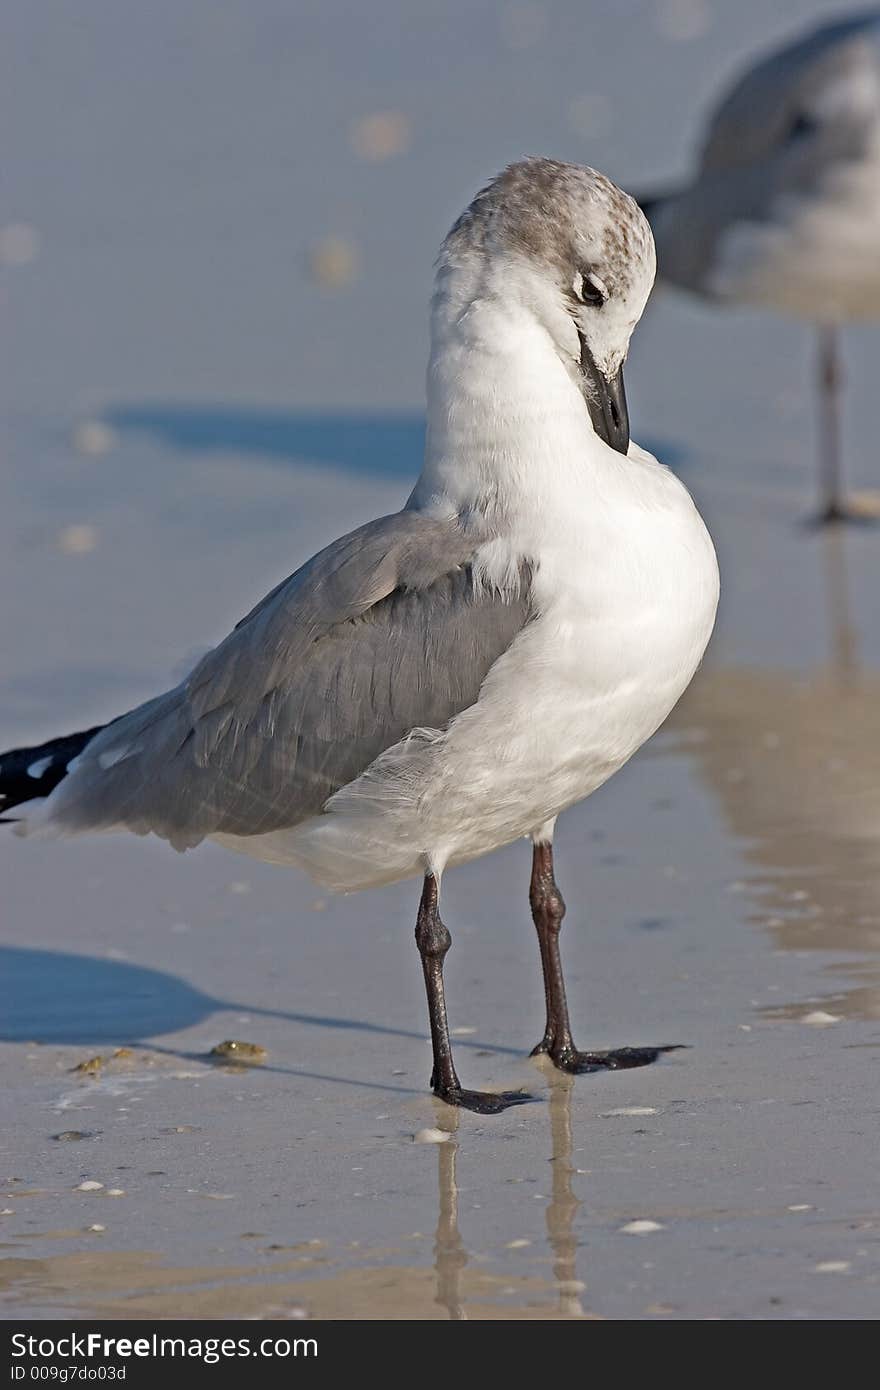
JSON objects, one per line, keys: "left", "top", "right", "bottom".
{"left": 3, "top": 0, "right": 880, "bottom": 1320}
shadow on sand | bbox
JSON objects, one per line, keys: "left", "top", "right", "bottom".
{"left": 105, "top": 406, "right": 427, "bottom": 481}
{"left": 0, "top": 945, "right": 522, "bottom": 1062}
{"left": 104, "top": 403, "right": 684, "bottom": 481}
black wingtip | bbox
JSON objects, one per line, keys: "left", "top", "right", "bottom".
{"left": 0, "top": 723, "right": 105, "bottom": 813}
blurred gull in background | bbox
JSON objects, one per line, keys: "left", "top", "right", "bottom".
{"left": 642, "top": 10, "right": 880, "bottom": 522}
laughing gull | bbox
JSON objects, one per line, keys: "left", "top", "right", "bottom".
{"left": 641, "top": 11, "right": 880, "bottom": 522}
{"left": 0, "top": 159, "right": 719, "bottom": 1112}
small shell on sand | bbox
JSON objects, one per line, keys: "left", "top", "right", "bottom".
{"left": 57, "top": 524, "right": 99, "bottom": 556}
{"left": 350, "top": 111, "right": 411, "bottom": 162}
{"left": 72, "top": 420, "right": 116, "bottom": 456}
{"left": 71, "top": 1056, "right": 104, "bottom": 1075}
{"left": 602, "top": 1107, "right": 659, "bottom": 1117}
{"left": 209, "top": 1040, "right": 268, "bottom": 1065}
{"left": 307, "top": 236, "right": 358, "bottom": 289}
{"left": 846, "top": 490, "right": 880, "bottom": 519}
{"left": 71, "top": 1048, "right": 134, "bottom": 1076}
{"left": 801, "top": 1011, "right": 841, "bottom": 1026}
{"left": 413, "top": 1128, "right": 452, "bottom": 1145}
{"left": 75, "top": 1181, "right": 104, "bottom": 1192}
{"left": 619, "top": 1219, "right": 664, "bottom": 1235}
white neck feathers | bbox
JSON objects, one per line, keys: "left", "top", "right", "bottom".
{"left": 411, "top": 286, "right": 608, "bottom": 528}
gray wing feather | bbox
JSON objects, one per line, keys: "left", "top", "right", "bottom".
{"left": 48, "top": 511, "right": 531, "bottom": 847}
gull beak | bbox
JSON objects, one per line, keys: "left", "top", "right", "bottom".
{"left": 579, "top": 338, "right": 630, "bottom": 456}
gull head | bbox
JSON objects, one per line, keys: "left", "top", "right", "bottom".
{"left": 435, "top": 158, "right": 656, "bottom": 456}
{"left": 701, "top": 13, "right": 880, "bottom": 181}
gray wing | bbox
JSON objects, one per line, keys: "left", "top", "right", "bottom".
{"left": 46, "top": 510, "right": 532, "bottom": 847}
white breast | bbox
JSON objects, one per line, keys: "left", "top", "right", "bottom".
{"left": 420, "top": 445, "right": 719, "bottom": 862}
{"left": 709, "top": 154, "right": 880, "bottom": 320}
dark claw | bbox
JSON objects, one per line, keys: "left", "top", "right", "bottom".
{"left": 433, "top": 1086, "right": 538, "bottom": 1114}
{"left": 542, "top": 1044, "right": 686, "bottom": 1075}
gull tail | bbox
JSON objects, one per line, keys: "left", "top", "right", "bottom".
{"left": 0, "top": 725, "right": 106, "bottom": 820}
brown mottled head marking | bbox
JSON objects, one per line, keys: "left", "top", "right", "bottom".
{"left": 442, "top": 157, "right": 654, "bottom": 301}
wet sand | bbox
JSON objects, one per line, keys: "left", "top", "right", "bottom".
{"left": 3, "top": 0, "right": 880, "bottom": 1320}
{"left": 3, "top": 483, "right": 880, "bottom": 1320}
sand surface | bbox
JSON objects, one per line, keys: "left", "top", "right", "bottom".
{"left": 2, "top": 1, "right": 879, "bottom": 1320}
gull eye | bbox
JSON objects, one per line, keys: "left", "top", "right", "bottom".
{"left": 578, "top": 271, "right": 607, "bottom": 307}
{"left": 789, "top": 111, "right": 818, "bottom": 142}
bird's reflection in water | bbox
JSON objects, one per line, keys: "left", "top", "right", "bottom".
{"left": 672, "top": 527, "right": 880, "bottom": 1018}
{"left": 430, "top": 1067, "right": 585, "bottom": 1319}
{"left": 544, "top": 1068, "right": 586, "bottom": 1317}
{"left": 823, "top": 527, "right": 859, "bottom": 680}
{"left": 431, "top": 1107, "right": 468, "bottom": 1320}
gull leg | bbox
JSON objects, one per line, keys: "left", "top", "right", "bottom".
{"left": 816, "top": 323, "right": 846, "bottom": 524}
{"left": 528, "top": 838, "right": 681, "bottom": 1074}
{"left": 415, "top": 873, "right": 533, "bottom": 1113}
